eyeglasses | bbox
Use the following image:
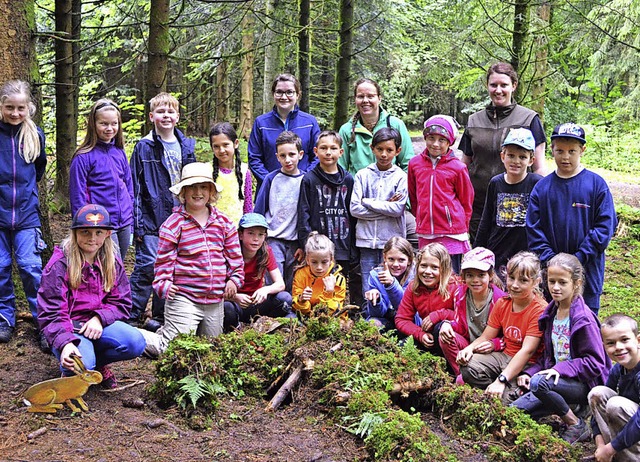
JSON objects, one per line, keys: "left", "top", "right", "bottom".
{"left": 274, "top": 90, "right": 296, "bottom": 98}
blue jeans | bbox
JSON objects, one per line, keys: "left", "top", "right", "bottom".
{"left": 53, "top": 321, "right": 146, "bottom": 373}
{"left": 512, "top": 374, "right": 590, "bottom": 419}
{"left": 129, "top": 234, "right": 164, "bottom": 322}
{"left": 223, "top": 291, "right": 293, "bottom": 332}
{"left": 267, "top": 237, "right": 299, "bottom": 292}
{"left": 359, "top": 247, "right": 383, "bottom": 295}
{"left": 111, "top": 226, "right": 132, "bottom": 263}
{"left": 0, "top": 228, "right": 44, "bottom": 328}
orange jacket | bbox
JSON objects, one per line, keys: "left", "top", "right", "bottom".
{"left": 292, "top": 263, "right": 346, "bottom": 317}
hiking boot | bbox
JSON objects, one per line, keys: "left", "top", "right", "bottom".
{"left": 561, "top": 418, "right": 589, "bottom": 444}
{"left": 0, "top": 326, "right": 14, "bottom": 343}
{"left": 142, "top": 319, "right": 162, "bottom": 333}
{"left": 37, "top": 331, "right": 51, "bottom": 354}
{"left": 98, "top": 365, "right": 118, "bottom": 389}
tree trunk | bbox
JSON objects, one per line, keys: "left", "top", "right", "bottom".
{"left": 511, "top": 0, "right": 530, "bottom": 101}
{"left": 530, "top": 1, "right": 550, "bottom": 122}
{"left": 0, "top": 0, "right": 38, "bottom": 82}
{"left": 146, "top": 0, "right": 171, "bottom": 130}
{"left": 239, "top": 13, "right": 255, "bottom": 139}
{"left": 263, "top": 0, "right": 279, "bottom": 113}
{"left": 216, "top": 59, "right": 229, "bottom": 123}
{"left": 298, "top": 0, "right": 311, "bottom": 112}
{"left": 332, "top": 0, "right": 354, "bottom": 129}
{"left": 53, "top": 0, "right": 78, "bottom": 214}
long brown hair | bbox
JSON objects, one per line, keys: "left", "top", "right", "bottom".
{"left": 75, "top": 99, "right": 125, "bottom": 157}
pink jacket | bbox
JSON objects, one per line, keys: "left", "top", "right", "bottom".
{"left": 407, "top": 149, "right": 474, "bottom": 235}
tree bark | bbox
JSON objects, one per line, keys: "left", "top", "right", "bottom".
{"left": 0, "top": 0, "right": 37, "bottom": 82}
{"left": 146, "top": 0, "right": 171, "bottom": 130}
{"left": 511, "top": 0, "right": 530, "bottom": 102}
{"left": 239, "top": 13, "right": 255, "bottom": 139}
{"left": 216, "top": 59, "right": 229, "bottom": 123}
{"left": 530, "top": 2, "right": 550, "bottom": 122}
{"left": 263, "top": 0, "right": 279, "bottom": 113}
{"left": 332, "top": 0, "right": 354, "bottom": 129}
{"left": 298, "top": 0, "right": 311, "bottom": 112}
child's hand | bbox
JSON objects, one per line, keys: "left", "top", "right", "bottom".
{"left": 485, "top": 380, "right": 506, "bottom": 399}
{"left": 78, "top": 316, "right": 103, "bottom": 340}
{"left": 421, "top": 316, "right": 434, "bottom": 332}
{"left": 457, "top": 347, "right": 473, "bottom": 365}
{"left": 473, "top": 340, "right": 495, "bottom": 354}
{"left": 300, "top": 286, "right": 313, "bottom": 302}
{"left": 294, "top": 248, "right": 305, "bottom": 262}
{"left": 236, "top": 293, "right": 253, "bottom": 308}
{"left": 251, "top": 287, "right": 270, "bottom": 305}
{"left": 166, "top": 283, "right": 179, "bottom": 300}
{"left": 517, "top": 374, "right": 531, "bottom": 389}
{"left": 439, "top": 321, "right": 455, "bottom": 345}
{"left": 536, "top": 368, "right": 560, "bottom": 385}
{"left": 323, "top": 275, "right": 336, "bottom": 293}
{"left": 60, "top": 343, "right": 81, "bottom": 370}
{"left": 224, "top": 280, "right": 238, "bottom": 299}
{"left": 595, "top": 442, "right": 616, "bottom": 462}
{"left": 377, "top": 262, "right": 393, "bottom": 286}
{"left": 420, "top": 332, "right": 434, "bottom": 348}
{"left": 388, "top": 192, "right": 403, "bottom": 202}
{"left": 364, "top": 289, "right": 381, "bottom": 305}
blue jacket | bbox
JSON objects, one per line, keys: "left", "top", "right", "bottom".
{"left": 248, "top": 106, "right": 320, "bottom": 182}
{"left": 69, "top": 141, "right": 134, "bottom": 229}
{"left": 524, "top": 296, "right": 610, "bottom": 389}
{"left": 130, "top": 129, "right": 196, "bottom": 237}
{"left": 0, "top": 121, "right": 47, "bottom": 229}
{"left": 364, "top": 265, "right": 414, "bottom": 321}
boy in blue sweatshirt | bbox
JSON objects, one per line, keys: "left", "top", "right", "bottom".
{"left": 526, "top": 123, "right": 616, "bottom": 314}
{"left": 589, "top": 314, "right": 640, "bottom": 461}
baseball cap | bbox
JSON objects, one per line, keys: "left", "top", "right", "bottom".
{"left": 551, "top": 123, "right": 586, "bottom": 144}
{"left": 502, "top": 128, "right": 535, "bottom": 151}
{"left": 461, "top": 247, "right": 495, "bottom": 272}
{"left": 169, "top": 162, "right": 222, "bottom": 196}
{"left": 238, "top": 213, "right": 269, "bottom": 230}
{"left": 71, "top": 204, "right": 114, "bottom": 229}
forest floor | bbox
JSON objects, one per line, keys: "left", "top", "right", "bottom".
{"left": 1, "top": 155, "right": 638, "bottom": 461}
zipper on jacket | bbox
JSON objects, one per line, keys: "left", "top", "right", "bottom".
{"left": 445, "top": 205, "right": 452, "bottom": 228}
{"left": 11, "top": 136, "right": 16, "bottom": 228}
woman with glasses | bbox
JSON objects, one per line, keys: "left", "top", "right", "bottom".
{"left": 338, "top": 78, "right": 414, "bottom": 176}
{"left": 248, "top": 73, "right": 320, "bottom": 191}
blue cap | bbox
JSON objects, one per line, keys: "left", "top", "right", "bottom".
{"left": 502, "top": 128, "right": 535, "bottom": 151}
{"left": 238, "top": 213, "right": 269, "bottom": 230}
{"left": 551, "top": 123, "right": 586, "bottom": 144}
{"left": 72, "top": 204, "right": 114, "bottom": 229}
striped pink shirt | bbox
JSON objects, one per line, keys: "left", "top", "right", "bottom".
{"left": 153, "top": 205, "right": 244, "bottom": 304}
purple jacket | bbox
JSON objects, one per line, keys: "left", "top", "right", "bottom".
{"left": 36, "top": 246, "right": 132, "bottom": 352}
{"left": 69, "top": 141, "right": 134, "bottom": 229}
{"left": 524, "top": 295, "right": 610, "bottom": 389}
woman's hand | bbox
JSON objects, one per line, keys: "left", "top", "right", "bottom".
{"left": 473, "top": 340, "right": 495, "bottom": 354}
{"left": 439, "top": 321, "right": 455, "bottom": 345}
{"left": 421, "top": 332, "right": 434, "bottom": 348}
{"left": 78, "top": 316, "right": 103, "bottom": 340}
{"left": 60, "top": 343, "right": 81, "bottom": 370}
{"left": 536, "top": 368, "right": 560, "bottom": 385}
{"left": 485, "top": 379, "right": 506, "bottom": 399}
{"left": 364, "top": 289, "right": 381, "bottom": 305}
{"left": 517, "top": 374, "right": 531, "bottom": 389}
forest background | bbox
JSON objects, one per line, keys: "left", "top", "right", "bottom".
{"left": 2, "top": 0, "right": 640, "bottom": 240}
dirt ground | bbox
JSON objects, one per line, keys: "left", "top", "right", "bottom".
{"left": 3, "top": 168, "right": 636, "bottom": 461}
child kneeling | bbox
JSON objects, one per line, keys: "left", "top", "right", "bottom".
{"left": 37, "top": 205, "right": 146, "bottom": 388}
{"left": 224, "top": 213, "right": 293, "bottom": 331}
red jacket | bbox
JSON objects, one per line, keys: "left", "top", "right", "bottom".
{"left": 395, "top": 281, "right": 456, "bottom": 343}
{"left": 408, "top": 149, "right": 474, "bottom": 235}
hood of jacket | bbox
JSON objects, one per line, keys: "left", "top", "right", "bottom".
{"left": 311, "top": 162, "right": 348, "bottom": 187}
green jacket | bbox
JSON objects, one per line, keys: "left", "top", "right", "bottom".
{"left": 338, "top": 108, "right": 414, "bottom": 175}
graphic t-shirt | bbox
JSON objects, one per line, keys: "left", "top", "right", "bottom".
{"left": 160, "top": 138, "right": 182, "bottom": 188}
{"left": 552, "top": 315, "right": 571, "bottom": 363}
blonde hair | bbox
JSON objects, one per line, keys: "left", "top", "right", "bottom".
{"left": 506, "top": 251, "right": 542, "bottom": 296}
{"left": 149, "top": 92, "right": 180, "bottom": 112}
{"left": 0, "top": 80, "right": 41, "bottom": 163}
{"left": 547, "top": 253, "right": 584, "bottom": 300}
{"left": 62, "top": 230, "right": 117, "bottom": 292}
{"left": 412, "top": 243, "right": 452, "bottom": 300}
{"left": 382, "top": 236, "right": 414, "bottom": 287}
{"left": 303, "top": 232, "right": 335, "bottom": 266}
{"left": 177, "top": 182, "right": 218, "bottom": 205}
{"left": 75, "top": 99, "right": 124, "bottom": 157}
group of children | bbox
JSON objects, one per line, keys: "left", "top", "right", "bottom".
{"left": 1, "top": 77, "right": 639, "bottom": 460}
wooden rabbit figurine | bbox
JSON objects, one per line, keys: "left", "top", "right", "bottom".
{"left": 23, "top": 354, "right": 103, "bottom": 413}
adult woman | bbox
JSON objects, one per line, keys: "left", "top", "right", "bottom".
{"left": 460, "top": 63, "right": 546, "bottom": 237}
{"left": 338, "top": 78, "right": 414, "bottom": 175}
{"left": 248, "top": 74, "right": 320, "bottom": 191}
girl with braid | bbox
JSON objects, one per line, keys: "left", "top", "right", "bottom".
{"left": 209, "top": 122, "right": 254, "bottom": 224}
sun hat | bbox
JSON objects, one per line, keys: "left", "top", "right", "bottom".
{"left": 551, "top": 123, "right": 586, "bottom": 144}
{"left": 423, "top": 115, "right": 458, "bottom": 145}
{"left": 238, "top": 213, "right": 269, "bottom": 230}
{"left": 169, "top": 162, "right": 221, "bottom": 196}
{"left": 71, "top": 204, "right": 114, "bottom": 229}
{"left": 460, "top": 247, "right": 496, "bottom": 272}
{"left": 502, "top": 128, "right": 535, "bottom": 151}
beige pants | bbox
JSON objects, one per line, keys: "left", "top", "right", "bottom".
{"left": 589, "top": 385, "right": 640, "bottom": 461}
{"left": 139, "top": 294, "right": 223, "bottom": 357}
{"left": 459, "top": 351, "right": 518, "bottom": 403}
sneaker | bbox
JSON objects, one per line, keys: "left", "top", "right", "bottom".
{"left": 142, "top": 319, "right": 162, "bottom": 333}
{"left": 98, "top": 365, "right": 118, "bottom": 389}
{"left": 560, "top": 418, "right": 590, "bottom": 444}
{"left": 37, "top": 331, "right": 51, "bottom": 354}
{"left": 0, "top": 326, "right": 14, "bottom": 343}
